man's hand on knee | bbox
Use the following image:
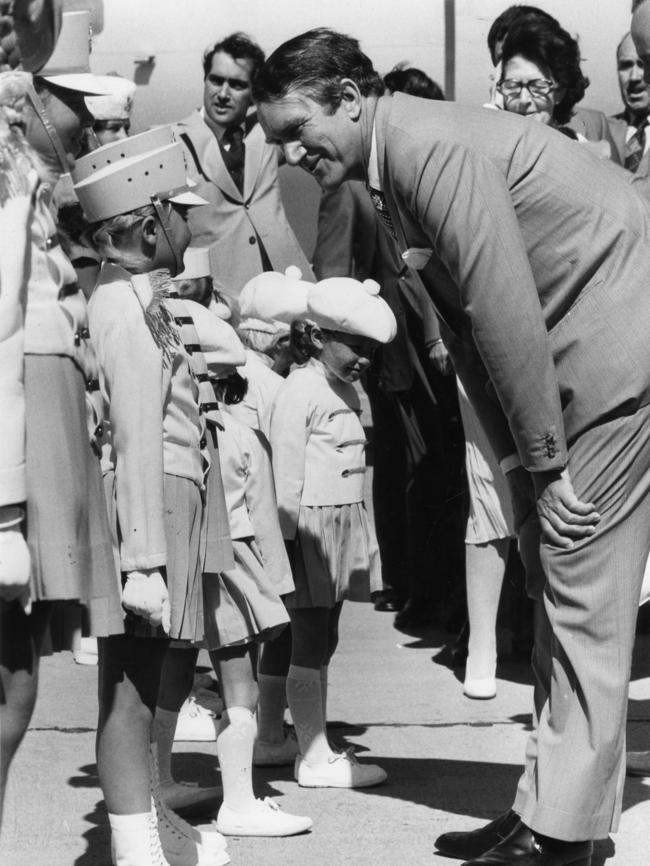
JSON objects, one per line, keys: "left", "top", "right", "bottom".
{"left": 533, "top": 467, "right": 600, "bottom": 548}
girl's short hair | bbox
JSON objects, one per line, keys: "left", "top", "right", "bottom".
{"left": 89, "top": 202, "right": 156, "bottom": 272}
{"left": 500, "top": 18, "right": 588, "bottom": 126}
{"left": 213, "top": 370, "right": 248, "bottom": 405}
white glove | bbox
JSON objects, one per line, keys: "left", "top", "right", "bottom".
{"left": 0, "top": 506, "right": 31, "bottom": 612}
{"left": 122, "top": 568, "right": 170, "bottom": 633}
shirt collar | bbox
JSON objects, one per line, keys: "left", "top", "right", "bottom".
{"left": 367, "top": 120, "right": 381, "bottom": 191}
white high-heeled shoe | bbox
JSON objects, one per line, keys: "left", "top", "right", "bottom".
{"left": 463, "top": 654, "right": 497, "bottom": 699}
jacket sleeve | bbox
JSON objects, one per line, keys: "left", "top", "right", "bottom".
{"left": 0, "top": 183, "right": 35, "bottom": 507}
{"left": 398, "top": 136, "right": 567, "bottom": 471}
{"left": 244, "top": 428, "right": 294, "bottom": 594}
{"left": 269, "top": 380, "right": 309, "bottom": 540}
{"left": 90, "top": 292, "right": 167, "bottom": 571}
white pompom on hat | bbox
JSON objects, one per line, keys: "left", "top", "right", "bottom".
{"left": 306, "top": 277, "right": 397, "bottom": 344}
{"left": 182, "top": 299, "right": 246, "bottom": 369}
{"left": 238, "top": 265, "right": 310, "bottom": 324}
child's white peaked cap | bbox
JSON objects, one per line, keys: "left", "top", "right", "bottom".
{"left": 86, "top": 75, "right": 136, "bottom": 121}
{"left": 239, "top": 265, "right": 310, "bottom": 324}
{"left": 183, "top": 299, "right": 246, "bottom": 368}
{"left": 307, "top": 277, "right": 397, "bottom": 344}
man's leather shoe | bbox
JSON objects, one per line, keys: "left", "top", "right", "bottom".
{"left": 373, "top": 590, "right": 400, "bottom": 612}
{"left": 626, "top": 749, "right": 650, "bottom": 777}
{"left": 461, "top": 822, "right": 593, "bottom": 865}
{"left": 435, "top": 809, "right": 521, "bottom": 859}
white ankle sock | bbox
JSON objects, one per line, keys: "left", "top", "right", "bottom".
{"left": 109, "top": 811, "right": 168, "bottom": 866}
{"left": 287, "top": 664, "right": 333, "bottom": 764}
{"left": 256, "top": 674, "right": 287, "bottom": 743}
{"left": 152, "top": 707, "right": 178, "bottom": 788}
{"left": 217, "top": 706, "right": 257, "bottom": 812}
{"left": 320, "top": 665, "right": 329, "bottom": 727}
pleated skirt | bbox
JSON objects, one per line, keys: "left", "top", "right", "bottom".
{"left": 104, "top": 470, "right": 206, "bottom": 641}
{"left": 24, "top": 355, "right": 123, "bottom": 638}
{"left": 289, "top": 502, "right": 382, "bottom": 609}
{"left": 202, "top": 538, "right": 290, "bottom": 650}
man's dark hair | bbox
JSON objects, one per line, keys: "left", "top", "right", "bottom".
{"left": 203, "top": 32, "right": 265, "bottom": 80}
{"left": 384, "top": 66, "right": 444, "bottom": 100}
{"left": 500, "top": 17, "right": 589, "bottom": 126}
{"left": 487, "top": 5, "right": 559, "bottom": 64}
{"left": 252, "top": 28, "right": 385, "bottom": 107}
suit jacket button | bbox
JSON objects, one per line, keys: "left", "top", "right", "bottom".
{"left": 248, "top": 236, "right": 256, "bottom": 245}
{"left": 95, "top": 424, "right": 103, "bottom": 438}
{"left": 200, "top": 437, "right": 207, "bottom": 449}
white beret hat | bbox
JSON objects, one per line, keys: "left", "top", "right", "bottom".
{"left": 86, "top": 75, "right": 136, "bottom": 121}
{"left": 238, "top": 265, "right": 310, "bottom": 324}
{"left": 182, "top": 299, "right": 246, "bottom": 368}
{"left": 306, "top": 277, "right": 397, "bottom": 344}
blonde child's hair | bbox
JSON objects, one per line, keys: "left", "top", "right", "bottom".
{"left": 89, "top": 202, "right": 163, "bottom": 271}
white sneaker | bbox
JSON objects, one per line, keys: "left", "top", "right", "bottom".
{"left": 216, "top": 797, "right": 312, "bottom": 837}
{"left": 253, "top": 730, "right": 300, "bottom": 766}
{"left": 73, "top": 637, "right": 98, "bottom": 666}
{"left": 295, "top": 749, "right": 387, "bottom": 788}
{"left": 463, "top": 675, "right": 497, "bottom": 700}
{"left": 174, "top": 697, "right": 216, "bottom": 742}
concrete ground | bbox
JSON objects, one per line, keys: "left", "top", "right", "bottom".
{"left": 2, "top": 604, "right": 650, "bottom": 866}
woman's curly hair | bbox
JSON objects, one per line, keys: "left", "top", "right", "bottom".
{"left": 500, "top": 17, "right": 589, "bottom": 126}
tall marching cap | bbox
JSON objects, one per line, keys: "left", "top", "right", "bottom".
{"left": 73, "top": 133, "right": 207, "bottom": 222}
{"left": 38, "top": 10, "right": 109, "bottom": 94}
{"left": 306, "top": 277, "right": 397, "bottom": 344}
{"left": 182, "top": 299, "right": 246, "bottom": 368}
{"left": 238, "top": 265, "right": 310, "bottom": 324}
{"left": 72, "top": 126, "right": 177, "bottom": 182}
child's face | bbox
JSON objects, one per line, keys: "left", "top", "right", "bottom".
{"left": 319, "top": 331, "right": 377, "bottom": 384}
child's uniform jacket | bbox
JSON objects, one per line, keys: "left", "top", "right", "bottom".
{"left": 88, "top": 263, "right": 206, "bottom": 573}
{"left": 269, "top": 358, "right": 368, "bottom": 540}
{"left": 218, "top": 411, "right": 293, "bottom": 595}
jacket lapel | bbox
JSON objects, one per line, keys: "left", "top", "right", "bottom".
{"left": 179, "top": 111, "right": 242, "bottom": 201}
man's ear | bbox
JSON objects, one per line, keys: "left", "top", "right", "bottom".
{"left": 340, "top": 78, "right": 363, "bottom": 121}
{"left": 310, "top": 325, "right": 325, "bottom": 350}
{"left": 141, "top": 214, "right": 157, "bottom": 248}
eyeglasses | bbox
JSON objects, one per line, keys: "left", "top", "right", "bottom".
{"left": 497, "top": 78, "right": 556, "bottom": 99}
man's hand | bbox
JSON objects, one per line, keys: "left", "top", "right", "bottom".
{"left": 428, "top": 340, "right": 452, "bottom": 375}
{"left": 122, "top": 568, "right": 171, "bottom": 633}
{"left": 532, "top": 467, "right": 600, "bottom": 548}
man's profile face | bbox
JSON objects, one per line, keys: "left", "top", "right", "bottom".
{"left": 257, "top": 88, "right": 363, "bottom": 191}
{"left": 617, "top": 33, "right": 650, "bottom": 119}
{"left": 632, "top": 2, "right": 650, "bottom": 86}
{"left": 203, "top": 51, "right": 253, "bottom": 132}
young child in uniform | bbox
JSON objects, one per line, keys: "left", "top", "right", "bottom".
{"left": 74, "top": 130, "right": 230, "bottom": 866}
{"left": 269, "top": 276, "right": 396, "bottom": 788}
{"left": 154, "top": 301, "right": 312, "bottom": 837}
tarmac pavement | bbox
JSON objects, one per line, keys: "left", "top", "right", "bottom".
{"left": 2, "top": 603, "right": 650, "bottom": 866}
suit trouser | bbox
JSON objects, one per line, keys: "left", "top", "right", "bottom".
{"left": 512, "top": 403, "right": 650, "bottom": 840}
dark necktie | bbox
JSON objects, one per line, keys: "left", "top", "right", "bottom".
{"left": 367, "top": 185, "right": 397, "bottom": 240}
{"left": 625, "top": 122, "right": 646, "bottom": 173}
{"left": 222, "top": 126, "right": 245, "bottom": 192}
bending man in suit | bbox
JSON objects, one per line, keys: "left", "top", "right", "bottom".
{"left": 175, "top": 32, "right": 313, "bottom": 313}
{"left": 608, "top": 32, "right": 650, "bottom": 170}
{"left": 254, "top": 28, "right": 650, "bottom": 866}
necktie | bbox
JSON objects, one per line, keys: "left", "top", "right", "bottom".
{"left": 625, "top": 122, "right": 646, "bottom": 173}
{"left": 367, "top": 185, "right": 397, "bottom": 240}
{"left": 222, "top": 126, "right": 245, "bottom": 192}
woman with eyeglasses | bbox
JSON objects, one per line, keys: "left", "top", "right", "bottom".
{"left": 497, "top": 16, "right": 611, "bottom": 149}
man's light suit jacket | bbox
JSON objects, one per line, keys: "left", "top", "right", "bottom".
{"left": 176, "top": 110, "right": 313, "bottom": 303}
{"left": 374, "top": 94, "right": 650, "bottom": 473}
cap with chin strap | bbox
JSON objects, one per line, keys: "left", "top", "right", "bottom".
{"left": 73, "top": 135, "right": 208, "bottom": 274}
{"left": 27, "top": 9, "right": 110, "bottom": 172}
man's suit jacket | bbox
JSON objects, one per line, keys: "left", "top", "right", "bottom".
{"left": 176, "top": 110, "right": 313, "bottom": 304}
{"left": 373, "top": 93, "right": 650, "bottom": 472}
{"left": 606, "top": 113, "right": 629, "bottom": 166}
{"left": 566, "top": 106, "right": 622, "bottom": 164}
